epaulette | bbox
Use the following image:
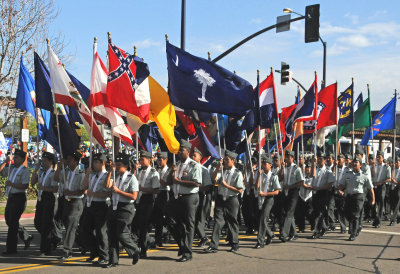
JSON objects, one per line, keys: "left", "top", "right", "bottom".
{"left": 188, "top": 161, "right": 197, "bottom": 167}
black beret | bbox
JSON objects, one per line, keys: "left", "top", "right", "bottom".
{"left": 157, "top": 151, "right": 168, "bottom": 159}
{"left": 338, "top": 153, "right": 345, "bottom": 159}
{"left": 67, "top": 150, "right": 82, "bottom": 161}
{"left": 225, "top": 149, "right": 238, "bottom": 160}
{"left": 355, "top": 144, "right": 364, "bottom": 155}
{"left": 376, "top": 151, "right": 384, "bottom": 157}
{"left": 193, "top": 147, "right": 202, "bottom": 157}
{"left": 180, "top": 139, "right": 192, "bottom": 150}
{"left": 42, "top": 151, "right": 55, "bottom": 161}
{"left": 285, "top": 150, "right": 295, "bottom": 157}
{"left": 345, "top": 154, "right": 352, "bottom": 160}
{"left": 368, "top": 154, "right": 374, "bottom": 160}
{"left": 93, "top": 153, "right": 107, "bottom": 162}
{"left": 353, "top": 156, "right": 362, "bottom": 163}
{"left": 140, "top": 150, "right": 152, "bottom": 158}
{"left": 261, "top": 153, "right": 272, "bottom": 164}
{"left": 115, "top": 153, "right": 130, "bottom": 166}
{"left": 14, "top": 149, "right": 27, "bottom": 159}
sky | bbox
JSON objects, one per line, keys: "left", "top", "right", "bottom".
{"left": 47, "top": 0, "right": 400, "bottom": 111}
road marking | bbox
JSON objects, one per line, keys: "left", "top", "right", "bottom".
{"left": 361, "top": 229, "right": 400, "bottom": 236}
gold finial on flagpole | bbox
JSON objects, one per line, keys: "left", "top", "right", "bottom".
{"left": 208, "top": 51, "right": 211, "bottom": 59}
{"left": 270, "top": 67, "right": 273, "bottom": 74}
{"left": 134, "top": 46, "right": 137, "bottom": 56}
{"left": 257, "top": 69, "right": 260, "bottom": 76}
{"left": 94, "top": 37, "right": 97, "bottom": 43}
{"left": 107, "top": 32, "right": 111, "bottom": 40}
{"left": 165, "top": 34, "right": 169, "bottom": 42}
{"left": 46, "top": 38, "right": 49, "bottom": 45}
{"left": 233, "top": 70, "right": 237, "bottom": 75}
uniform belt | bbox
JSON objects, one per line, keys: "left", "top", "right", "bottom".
{"left": 65, "top": 197, "right": 81, "bottom": 202}
{"left": 218, "top": 194, "right": 237, "bottom": 200}
{"left": 178, "top": 193, "right": 195, "bottom": 197}
{"left": 9, "top": 192, "right": 25, "bottom": 197}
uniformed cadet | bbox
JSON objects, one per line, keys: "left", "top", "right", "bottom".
{"left": 339, "top": 156, "right": 375, "bottom": 241}
{"left": 371, "top": 150, "right": 391, "bottom": 228}
{"left": 296, "top": 159, "right": 315, "bottom": 233}
{"left": 254, "top": 154, "right": 281, "bottom": 248}
{"left": 279, "top": 150, "right": 304, "bottom": 242}
{"left": 310, "top": 152, "right": 335, "bottom": 239}
{"left": 205, "top": 149, "right": 243, "bottom": 253}
{"left": 31, "top": 151, "right": 58, "bottom": 256}
{"left": 325, "top": 152, "right": 337, "bottom": 231}
{"left": 0, "top": 149, "right": 33, "bottom": 255}
{"left": 345, "top": 154, "right": 352, "bottom": 168}
{"left": 334, "top": 153, "right": 349, "bottom": 233}
{"left": 103, "top": 153, "right": 140, "bottom": 268}
{"left": 153, "top": 151, "right": 170, "bottom": 246}
{"left": 81, "top": 153, "right": 111, "bottom": 265}
{"left": 167, "top": 139, "right": 201, "bottom": 262}
{"left": 133, "top": 150, "right": 160, "bottom": 259}
{"left": 389, "top": 156, "right": 400, "bottom": 225}
{"left": 54, "top": 150, "right": 85, "bottom": 260}
{"left": 191, "top": 147, "right": 212, "bottom": 247}
{"left": 241, "top": 158, "right": 258, "bottom": 235}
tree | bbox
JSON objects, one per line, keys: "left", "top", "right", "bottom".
{"left": 0, "top": 0, "right": 70, "bottom": 130}
{"left": 194, "top": 69, "right": 215, "bottom": 102}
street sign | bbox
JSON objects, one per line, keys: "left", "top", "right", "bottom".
{"left": 276, "top": 14, "right": 291, "bottom": 33}
{"left": 21, "top": 129, "right": 29, "bottom": 143}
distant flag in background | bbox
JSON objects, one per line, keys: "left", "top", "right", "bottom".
{"left": 258, "top": 71, "right": 279, "bottom": 129}
{"left": 15, "top": 56, "right": 36, "bottom": 120}
{"left": 337, "top": 83, "right": 354, "bottom": 125}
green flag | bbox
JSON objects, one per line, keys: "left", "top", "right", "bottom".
{"left": 329, "top": 97, "right": 371, "bottom": 144}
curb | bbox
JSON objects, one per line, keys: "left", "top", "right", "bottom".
{"left": 0, "top": 212, "right": 35, "bottom": 220}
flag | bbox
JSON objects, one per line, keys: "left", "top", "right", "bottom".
{"left": 47, "top": 44, "right": 105, "bottom": 147}
{"left": 89, "top": 50, "right": 133, "bottom": 145}
{"left": 175, "top": 107, "right": 196, "bottom": 136}
{"left": 55, "top": 105, "right": 81, "bottom": 157}
{"left": 34, "top": 52, "right": 53, "bottom": 112}
{"left": 280, "top": 104, "right": 298, "bottom": 143}
{"left": 284, "top": 77, "right": 318, "bottom": 138}
{"left": 259, "top": 72, "right": 279, "bottom": 129}
{"left": 148, "top": 76, "right": 180, "bottom": 154}
{"left": 338, "top": 83, "right": 353, "bottom": 125}
{"left": 106, "top": 38, "right": 150, "bottom": 122}
{"left": 316, "top": 83, "right": 338, "bottom": 129}
{"left": 166, "top": 42, "right": 255, "bottom": 117}
{"left": 361, "top": 95, "right": 397, "bottom": 145}
{"left": 328, "top": 94, "right": 371, "bottom": 145}
{"left": 354, "top": 92, "right": 363, "bottom": 110}
{"left": 15, "top": 56, "right": 36, "bottom": 119}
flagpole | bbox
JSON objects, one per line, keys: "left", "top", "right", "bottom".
{"left": 47, "top": 39, "right": 66, "bottom": 184}
{"left": 270, "top": 68, "right": 285, "bottom": 163}
{"left": 88, "top": 37, "right": 97, "bottom": 169}
{"left": 351, "top": 78, "right": 355, "bottom": 157}
{"left": 394, "top": 89, "right": 397, "bottom": 161}
{"left": 215, "top": 114, "right": 224, "bottom": 178}
{"left": 136, "top": 133, "right": 139, "bottom": 174}
{"left": 256, "top": 69, "right": 262, "bottom": 184}
{"left": 6, "top": 109, "right": 18, "bottom": 179}
{"left": 35, "top": 107, "right": 40, "bottom": 164}
{"left": 367, "top": 84, "right": 374, "bottom": 153}
{"left": 301, "top": 133, "right": 304, "bottom": 160}
{"left": 273, "top": 119, "right": 280, "bottom": 163}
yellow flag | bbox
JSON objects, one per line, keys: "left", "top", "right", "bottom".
{"left": 148, "top": 76, "right": 180, "bottom": 154}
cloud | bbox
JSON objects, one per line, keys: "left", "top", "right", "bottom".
{"left": 134, "top": 38, "right": 161, "bottom": 49}
{"left": 345, "top": 13, "right": 359, "bottom": 24}
{"left": 337, "top": 34, "right": 372, "bottom": 47}
{"left": 249, "top": 18, "right": 262, "bottom": 25}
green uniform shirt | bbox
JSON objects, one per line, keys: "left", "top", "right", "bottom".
{"left": 157, "top": 165, "right": 170, "bottom": 191}
{"left": 59, "top": 167, "right": 85, "bottom": 199}
{"left": 88, "top": 170, "right": 110, "bottom": 202}
{"left": 340, "top": 169, "right": 373, "bottom": 195}
{"left": 2, "top": 165, "right": 30, "bottom": 195}
{"left": 201, "top": 165, "right": 212, "bottom": 187}
{"left": 114, "top": 171, "right": 139, "bottom": 203}
{"left": 174, "top": 158, "right": 202, "bottom": 195}
{"left": 217, "top": 167, "right": 244, "bottom": 197}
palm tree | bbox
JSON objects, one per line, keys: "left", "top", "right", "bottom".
{"left": 194, "top": 69, "right": 216, "bottom": 102}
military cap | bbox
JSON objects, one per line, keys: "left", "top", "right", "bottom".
{"left": 193, "top": 147, "right": 202, "bottom": 157}
{"left": 376, "top": 150, "right": 384, "bottom": 157}
{"left": 140, "top": 150, "right": 152, "bottom": 158}
{"left": 92, "top": 153, "right": 107, "bottom": 162}
{"left": 337, "top": 153, "right": 345, "bottom": 159}
{"left": 42, "top": 151, "right": 55, "bottom": 161}
{"left": 368, "top": 154, "right": 374, "bottom": 160}
{"left": 285, "top": 150, "right": 295, "bottom": 157}
{"left": 316, "top": 151, "right": 325, "bottom": 158}
{"left": 180, "top": 139, "right": 192, "bottom": 150}
{"left": 115, "top": 153, "right": 130, "bottom": 166}
{"left": 305, "top": 160, "right": 312, "bottom": 168}
{"left": 387, "top": 157, "right": 393, "bottom": 163}
{"left": 325, "top": 152, "right": 335, "bottom": 158}
{"left": 225, "top": 149, "right": 238, "bottom": 160}
{"left": 157, "top": 151, "right": 168, "bottom": 159}
{"left": 67, "top": 150, "right": 82, "bottom": 161}
{"left": 345, "top": 154, "right": 352, "bottom": 160}
{"left": 355, "top": 144, "right": 364, "bottom": 155}
{"left": 353, "top": 156, "right": 363, "bottom": 163}
{"left": 260, "top": 153, "right": 272, "bottom": 164}
{"left": 14, "top": 149, "right": 27, "bottom": 159}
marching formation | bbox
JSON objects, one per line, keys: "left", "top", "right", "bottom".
{"left": 1, "top": 140, "right": 399, "bottom": 268}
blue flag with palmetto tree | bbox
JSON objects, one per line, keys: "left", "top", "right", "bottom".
{"left": 361, "top": 94, "right": 397, "bottom": 146}
{"left": 166, "top": 42, "right": 256, "bottom": 118}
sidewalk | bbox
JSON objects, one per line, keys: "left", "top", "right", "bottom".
{"left": 0, "top": 199, "right": 37, "bottom": 220}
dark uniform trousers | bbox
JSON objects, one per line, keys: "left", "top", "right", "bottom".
{"left": 326, "top": 188, "right": 336, "bottom": 229}
{"left": 107, "top": 202, "right": 140, "bottom": 264}
{"left": 334, "top": 193, "right": 347, "bottom": 231}
{"left": 153, "top": 190, "right": 169, "bottom": 244}
{"left": 272, "top": 191, "right": 285, "bottom": 231}
{"left": 313, "top": 190, "right": 329, "bottom": 234}
{"left": 134, "top": 194, "right": 155, "bottom": 253}
{"left": 62, "top": 198, "right": 83, "bottom": 254}
{"left": 281, "top": 188, "right": 299, "bottom": 239}
{"left": 34, "top": 192, "right": 58, "bottom": 253}
{"left": 295, "top": 198, "right": 314, "bottom": 232}
{"left": 4, "top": 193, "right": 30, "bottom": 252}
{"left": 390, "top": 186, "right": 400, "bottom": 222}
{"left": 195, "top": 191, "right": 211, "bottom": 240}
{"left": 166, "top": 193, "right": 199, "bottom": 257}
{"left": 257, "top": 196, "right": 274, "bottom": 245}
{"left": 82, "top": 201, "right": 109, "bottom": 260}
{"left": 241, "top": 189, "right": 258, "bottom": 232}
{"left": 210, "top": 195, "right": 240, "bottom": 249}
{"left": 345, "top": 193, "right": 364, "bottom": 237}
{"left": 52, "top": 195, "right": 65, "bottom": 244}
{"left": 372, "top": 184, "right": 386, "bottom": 225}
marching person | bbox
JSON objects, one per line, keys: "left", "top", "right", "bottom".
{"left": 371, "top": 150, "right": 391, "bottom": 228}
{"left": 54, "top": 150, "right": 85, "bottom": 260}
{"left": 389, "top": 156, "right": 400, "bottom": 226}
{"left": 254, "top": 154, "right": 281, "bottom": 248}
{"left": 339, "top": 156, "right": 375, "bottom": 241}
{"left": 133, "top": 150, "right": 160, "bottom": 259}
{"left": 167, "top": 140, "right": 201, "bottom": 262}
{"left": 334, "top": 153, "right": 349, "bottom": 233}
{"left": 279, "top": 150, "right": 304, "bottom": 242}
{"left": 81, "top": 153, "right": 111, "bottom": 265}
{"left": 205, "top": 150, "right": 243, "bottom": 253}
{"left": 296, "top": 159, "right": 315, "bottom": 233}
{"left": 0, "top": 149, "right": 33, "bottom": 255}
{"left": 310, "top": 152, "right": 335, "bottom": 239}
{"left": 153, "top": 151, "right": 170, "bottom": 247}
{"left": 104, "top": 153, "right": 141, "bottom": 268}
{"left": 31, "top": 152, "right": 58, "bottom": 256}
{"left": 325, "top": 152, "right": 337, "bottom": 231}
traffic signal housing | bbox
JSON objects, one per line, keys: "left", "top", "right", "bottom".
{"left": 305, "top": 4, "right": 320, "bottom": 43}
{"left": 281, "top": 62, "right": 290, "bottom": 85}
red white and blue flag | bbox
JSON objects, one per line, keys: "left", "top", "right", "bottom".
{"left": 107, "top": 38, "right": 150, "bottom": 122}
{"left": 259, "top": 71, "right": 279, "bottom": 129}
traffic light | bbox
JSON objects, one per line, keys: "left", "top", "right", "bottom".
{"left": 305, "top": 4, "right": 320, "bottom": 43}
{"left": 281, "top": 62, "right": 290, "bottom": 85}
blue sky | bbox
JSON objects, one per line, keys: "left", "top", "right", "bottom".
{"left": 48, "top": 0, "right": 400, "bottom": 111}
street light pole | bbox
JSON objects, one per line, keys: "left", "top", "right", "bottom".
{"left": 320, "top": 37, "right": 327, "bottom": 89}
{"left": 181, "top": 0, "right": 186, "bottom": 50}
